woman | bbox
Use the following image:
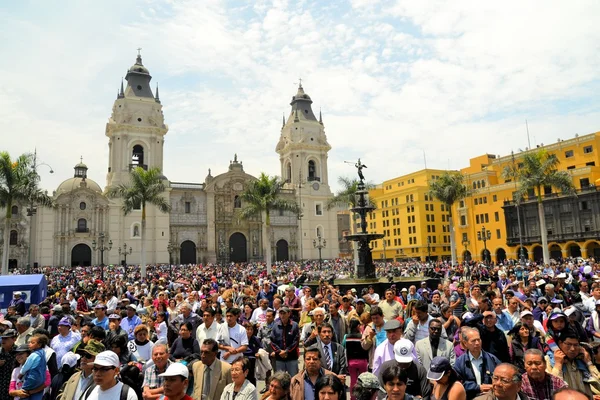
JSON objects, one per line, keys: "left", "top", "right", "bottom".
{"left": 351, "top": 372, "right": 382, "bottom": 400}
{"left": 221, "top": 357, "right": 257, "bottom": 400}
{"left": 128, "top": 324, "right": 155, "bottom": 365}
{"left": 169, "top": 322, "right": 200, "bottom": 361}
{"left": 9, "top": 344, "right": 50, "bottom": 400}
{"left": 167, "top": 299, "right": 179, "bottom": 323}
{"left": 315, "top": 375, "right": 345, "bottom": 400}
{"left": 427, "top": 356, "right": 466, "bottom": 400}
{"left": 509, "top": 323, "right": 543, "bottom": 372}
{"left": 381, "top": 364, "right": 415, "bottom": 400}
{"left": 343, "top": 318, "right": 369, "bottom": 397}
{"left": 239, "top": 303, "right": 255, "bottom": 325}
{"left": 299, "top": 299, "right": 317, "bottom": 328}
{"left": 488, "top": 281, "right": 501, "bottom": 300}
{"left": 109, "top": 334, "right": 136, "bottom": 367}
{"left": 242, "top": 322, "right": 262, "bottom": 386}
{"left": 261, "top": 371, "right": 291, "bottom": 400}
{"left": 439, "top": 305, "right": 459, "bottom": 341}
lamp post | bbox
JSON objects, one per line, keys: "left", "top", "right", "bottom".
{"left": 313, "top": 235, "right": 326, "bottom": 268}
{"left": 118, "top": 242, "right": 132, "bottom": 266}
{"left": 26, "top": 149, "right": 53, "bottom": 274}
{"left": 462, "top": 239, "right": 471, "bottom": 263}
{"left": 427, "top": 237, "right": 431, "bottom": 263}
{"left": 167, "top": 241, "right": 174, "bottom": 276}
{"left": 92, "top": 232, "right": 112, "bottom": 281}
{"left": 477, "top": 226, "right": 491, "bottom": 265}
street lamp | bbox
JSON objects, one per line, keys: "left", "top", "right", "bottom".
{"left": 427, "top": 237, "right": 431, "bottom": 263}
{"left": 118, "top": 242, "right": 132, "bottom": 266}
{"left": 313, "top": 235, "right": 326, "bottom": 268}
{"left": 462, "top": 239, "right": 471, "bottom": 263}
{"left": 477, "top": 226, "right": 491, "bottom": 265}
{"left": 26, "top": 149, "right": 53, "bottom": 274}
{"left": 92, "top": 232, "right": 112, "bottom": 281}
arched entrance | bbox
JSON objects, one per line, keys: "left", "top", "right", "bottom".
{"left": 8, "top": 259, "right": 17, "bottom": 270}
{"left": 462, "top": 250, "right": 471, "bottom": 262}
{"left": 550, "top": 244, "right": 562, "bottom": 260}
{"left": 229, "top": 233, "right": 247, "bottom": 263}
{"left": 180, "top": 241, "right": 197, "bottom": 265}
{"left": 496, "top": 248, "right": 507, "bottom": 264}
{"left": 532, "top": 246, "right": 543, "bottom": 262}
{"left": 276, "top": 239, "right": 289, "bottom": 261}
{"left": 71, "top": 244, "right": 92, "bottom": 267}
{"left": 568, "top": 244, "right": 582, "bottom": 258}
{"left": 586, "top": 242, "right": 600, "bottom": 259}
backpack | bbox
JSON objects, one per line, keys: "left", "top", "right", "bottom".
{"left": 82, "top": 382, "right": 131, "bottom": 400}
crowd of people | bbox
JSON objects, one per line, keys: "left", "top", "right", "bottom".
{"left": 1, "top": 257, "right": 600, "bottom": 399}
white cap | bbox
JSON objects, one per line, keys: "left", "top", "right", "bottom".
{"left": 93, "top": 351, "right": 120, "bottom": 368}
{"left": 158, "top": 362, "right": 189, "bottom": 379}
{"left": 520, "top": 310, "right": 533, "bottom": 318}
{"left": 393, "top": 339, "right": 414, "bottom": 363}
{"left": 0, "top": 320, "right": 12, "bottom": 328}
{"left": 61, "top": 351, "right": 81, "bottom": 368}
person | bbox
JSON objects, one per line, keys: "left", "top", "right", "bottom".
{"left": 10, "top": 292, "right": 26, "bottom": 317}
{"left": 0, "top": 328, "right": 17, "bottom": 397}
{"left": 415, "top": 319, "right": 455, "bottom": 371}
{"left": 251, "top": 299, "right": 271, "bottom": 328}
{"left": 242, "top": 322, "right": 262, "bottom": 386}
{"left": 427, "top": 356, "right": 466, "bottom": 400}
{"left": 351, "top": 372, "right": 383, "bottom": 400}
{"left": 49, "top": 351, "right": 79, "bottom": 400}
{"left": 372, "top": 320, "right": 404, "bottom": 376}
{"left": 129, "top": 324, "right": 155, "bottom": 365}
{"left": 257, "top": 281, "right": 277, "bottom": 308}
{"left": 301, "top": 307, "right": 329, "bottom": 347}
{"left": 217, "top": 308, "right": 249, "bottom": 364}
{"left": 316, "top": 322, "right": 347, "bottom": 381}
{"left": 220, "top": 357, "right": 257, "bottom": 400}
{"left": 290, "top": 346, "right": 336, "bottom": 400}
{"left": 175, "top": 303, "right": 202, "bottom": 339}
{"left": 269, "top": 306, "right": 300, "bottom": 376}
{"left": 261, "top": 371, "right": 291, "bottom": 400}
{"left": 343, "top": 318, "right": 369, "bottom": 394}
{"left": 473, "top": 363, "right": 523, "bottom": 400}
{"left": 17, "top": 334, "right": 48, "bottom": 400}
{"left": 380, "top": 363, "right": 416, "bottom": 400}
{"left": 196, "top": 308, "right": 220, "bottom": 344}
{"left": 405, "top": 301, "right": 448, "bottom": 343}
{"left": 454, "top": 327, "right": 501, "bottom": 400}
{"left": 8, "top": 343, "right": 48, "bottom": 400}
{"left": 479, "top": 311, "right": 510, "bottom": 363}
{"left": 519, "top": 349, "right": 567, "bottom": 400}
{"left": 56, "top": 339, "right": 105, "bottom": 400}
{"left": 106, "top": 313, "right": 128, "bottom": 344}
{"left": 170, "top": 322, "right": 200, "bottom": 361}
{"left": 328, "top": 302, "right": 348, "bottom": 343}
{"left": 491, "top": 298, "right": 513, "bottom": 333}
{"left": 92, "top": 304, "right": 110, "bottom": 330}
{"left": 15, "top": 317, "right": 34, "bottom": 347}
{"left": 159, "top": 362, "right": 191, "bottom": 400}
{"left": 82, "top": 350, "right": 138, "bottom": 400}
{"left": 552, "top": 387, "right": 592, "bottom": 400}
{"left": 314, "top": 374, "right": 345, "bottom": 400}
{"left": 361, "top": 306, "right": 386, "bottom": 371}
{"left": 108, "top": 334, "right": 136, "bottom": 367}
{"left": 141, "top": 343, "right": 171, "bottom": 400}
{"left": 192, "top": 338, "right": 232, "bottom": 400}
{"left": 439, "top": 305, "right": 460, "bottom": 340}
{"left": 508, "top": 323, "right": 543, "bottom": 373}
{"left": 377, "top": 340, "right": 431, "bottom": 400}
{"left": 378, "top": 290, "right": 403, "bottom": 321}
{"left": 121, "top": 305, "right": 143, "bottom": 341}
{"left": 50, "top": 317, "right": 81, "bottom": 363}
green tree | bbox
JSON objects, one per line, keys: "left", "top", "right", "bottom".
{"left": 326, "top": 176, "right": 375, "bottom": 210}
{"left": 428, "top": 172, "right": 468, "bottom": 265}
{"left": 239, "top": 173, "right": 299, "bottom": 275}
{"left": 107, "top": 167, "right": 171, "bottom": 277}
{"left": 0, "top": 152, "right": 53, "bottom": 275}
{"left": 513, "top": 149, "right": 576, "bottom": 265}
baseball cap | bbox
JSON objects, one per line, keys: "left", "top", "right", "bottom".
{"left": 356, "top": 298, "right": 366, "bottom": 304}
{"left": 53, "top": 305, "right": 62, "bottom": 312}
{"left": 537, "top": 297, "right": 548, "bottom": 303}
{"left": 383, "top": 320, "right": 401, "bottom": 331}
{"left": 78, "top": 340, "right": 106, "bottom": 357}
{"left": 94, "top": 304, "right": 107, "bottom": 309}
{"left": 108, "top": 313, "right": 121, "bottom": 320}
{"left": 550, "top": 312, "right": 567, "bottom": 321}
{"left": 61, "top": 352, "right": 81, "bottom": 368}
{"left": 279, "top": 306, "right": 290, "bottom": 313}
{"left": 158, "top": 362, "right": 189, "bottom": 379}
{"left": 14, "top": 291, "right": 22, "bottom": 296}
{"left": 94, "top": 351, "right": 120, "bottom": 368}
{"left": 58, "top": 317, "right": 72, "bottom": 327}
{"left": 357, "top": 372, "right": 383, "bottom": 391}
{"left": 427, "top": 356, "right": 452, "bottom": 381}
{"left": 393, "top": 339, "right": 414, "bottom": 363}
{"left": 520, "top": 310, "right": 533, "bottom": 318}
{"left": 401, "top": 288, "right": 408, "bottom": 292}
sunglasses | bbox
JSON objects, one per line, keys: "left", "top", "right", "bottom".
{"left": 92, "top": 366, "right": 115, "bottom": 372}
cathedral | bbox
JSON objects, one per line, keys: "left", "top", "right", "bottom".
{"left": 1, "top": 53, "right": 340, "bottom": 269}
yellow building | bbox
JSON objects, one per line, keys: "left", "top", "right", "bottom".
{"left": 455, "top": 131, "right": 600, "bottom": 263}
{"left": 366, "top": 169, "right": 453, "bottom": 262}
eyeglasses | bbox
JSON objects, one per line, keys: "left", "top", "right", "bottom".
{"left": 563, "top": 342, "right": 580, "bottom": 348}
{"left": 492, "top": 376, "right": 516, "bottom": 385}
{"left": 92, "top": 366, "right": 115, "bottom": 373}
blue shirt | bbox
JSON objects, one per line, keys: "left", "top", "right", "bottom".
{"left": 496, "top": 311, "right": 514, "bottom": 332}
{"left": 303, "top": 368, "right": 326, "bottom": 400}
{"left": 92, "top": 317, "right": 109, "bottom": 330}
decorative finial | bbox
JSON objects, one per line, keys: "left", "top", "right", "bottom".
{"left": 319, "top": 108, "right": 323, "bottom": 125}
{"left": 155, "top": 83, "right": 160, "bottom": 103}
{"left": 80, "top": 156, "right": 83, "bottom": 163}
{"left": 208, "top": 168, "right": 211, "bottom": 175}
{"left": 118, "top": 78, "right": 124, "bottom": 98}
{"left": 136, "top": 47, "right": 143, "bottom": 64}
{"left": 137, "top": 47, "right": 142, "bottom": 56}
{"left": 298, "top": 77, "right": 303, "bottom": 89}
{"left": 234, "top": 153, "right": 238, "bottom": 162}
{"left": 282, "top": 112, "right": 285, "bottom": 128}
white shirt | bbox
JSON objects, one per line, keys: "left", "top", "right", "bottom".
{"left": 196, "top": 321, "right": 220, "bottom": 344}
{"left": 469, "top": 351, "right": 483, "bottom": 385}
{"left": 86, "top": 381, "right": 138, "bottom": 400}
{"left": 217, "top": 323, "right": 249, "bottom": 363}
{"left": 250, "top": 307, "right": 269, "bottom": 327}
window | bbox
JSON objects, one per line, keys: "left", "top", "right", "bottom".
{"left": 580, "top": 178, "right": 590, "bottom": 188}
{"left": 567, "top": 165, "right": 575, "bottom": 170}
{"left": 432, "top": 225, "right": 435, "bottom": 233}
{"left": 79, "top": 202, "right": 86, "bottom": 210}
{"left": 584, "top": 145, "right": 593, "bottom": 154}
{"left": 459, "top": 200, "right": 465, "bottom": 208}
{"left": 234, "top": 196, "right": 241, "bottom": 209}
{"left": 493, "top": 195, "right": 497, "bottom": 202}
{"left": 494, "top": 212, "right": 499, "bottom": 222}
{"left": 425, "top": 204, "right": 429, "bottom": 211}
{"left": 484, "top": 214, "right": 489, "bottom": 223}
{"left": 496, "top": 229, "right": 501, "bottom": 239}
{"left": 565, "top": 150, "right": 574, "bottom": 158}
{"left": 308, "top": 160, "right": 316, "bottom": 180}
{"left": 580, "top": 201, "right": 589, "bottom": 211}
{"left": 77, "top": 219, "right": 87, "bottom": 232}
{"left": 586, "top": 162, "right": 596, "bottom": 166}
{"left": 11, "top": 205, "right": 18, "bottom": 216}
{"left": 315, "top": 202, "right": 323, "bottom": 216}
{"left": 133, "top": 225, "right": 140, "bottom": 237}
{"left": 185, "top": 201, "right": 191, "bottom": 213}
{"left": 483, "top": 197, "right": 487, "bottom": 204}
{"left": 9, "top": 230, "right": 17, "bottom": 245}
{"left": 426, "top": 215, "right": 430, "bottom": 222}
{"left": 460, "top": 215, "right": 466, "bottom": 225}
{"left": 462, "top": 233, "right": 468, "bottom": 242}
{"left": 476, "top": 215, "right": 480, "bottom": 224}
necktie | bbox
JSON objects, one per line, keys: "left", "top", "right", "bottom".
{"left": 202, "top": 366, "right": 211, "bottom": 399}
{"left": 324, "top": 344, "right": 333, "bottom": 370}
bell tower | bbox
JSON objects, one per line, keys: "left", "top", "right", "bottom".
{"left": 105, "top": 51, "right": 168, "bottom": 188}
{"left": 276, "top": 83, "right": 339, "bottom": 260}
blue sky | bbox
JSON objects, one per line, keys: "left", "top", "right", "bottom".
{"left": 2, "top": 0, "right": 600, "bottom": 193}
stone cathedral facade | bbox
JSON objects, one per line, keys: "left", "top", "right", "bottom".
{"left": 1, "top": 54, "right": 340, "bottom": 269}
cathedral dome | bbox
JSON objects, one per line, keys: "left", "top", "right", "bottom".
{"left": 129, "top": 61, "right": 149, "bottom": 75}
{"left": 56, "top": 177, "right": 103, "bottom": 196}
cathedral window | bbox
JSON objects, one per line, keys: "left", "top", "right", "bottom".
{"left": 133, "top": 225, "right": 140, "bottom": 237}
{"left": 315, "top": 202, "right": 323, "bottom": 216}
{"left": 185, "top": 201, "right": 191, "bottom": 213}
{"left": 11, "top": 206, "right": 18, "bottom": 216}
{"left": 80, "top": 202, "right": 86, "bottom": 210}
{"left": 9, "top": 230, "right": 17, "bottom": 245}
{"left": 77, "top": 219, "right": 88, "bottom": 232}
{"left": 131, "top": 145, "right": 146, "bottom": 170}
{"left": 234, "top": 196, "right": 241, "bottom": 209}
{"left": 286, "top": 163, "right": 292, "bottom": 183}
{"left": 308, "top": 160, "right": 319, "bottom": 181}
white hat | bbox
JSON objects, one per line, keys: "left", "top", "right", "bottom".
{"left": 0, "top": 320, "right": 12, "bottom": 328}
{"left": 93, "top": 351, "right": 120, "bottom": 368}
{"left": 520, "top": 310, "right": 533, "bottom": 318}
{"left": 393, "top": 339, "right": 414, "bottom": 363}
{"left": 13, "top": 292, "right": 21, "bottom": 296}
{"left": 61, "top": 351, "right": 81, "bottom": 368}
{"left": 158, "top": 362, "right": 189, "bottom": 379}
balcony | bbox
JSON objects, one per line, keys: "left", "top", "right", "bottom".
{"left": 75, "top": 228, "right": 90, "bottom": 233}
{"left": 307, "top": 176, "right": 321, "bottom": 182}
{"left": 129, "top": 164, "right": 148, "bottom": 171}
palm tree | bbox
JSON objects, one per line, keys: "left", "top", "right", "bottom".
{"left": 326, "top": 176, "right": 375, "bottom": 210}
{"left": 513, "top": 149, "right": 576, "bottom": 265}
{"left": 0, "top": 152, "right": 53, "bottom": 275}
{"left": 107, "top": 167, "right": 171, "bottom": 278}
{"left": 429, "top": 172, "right": 468, "bottom": 266}
{"left": 239, "top": 173, "right": 300, "bottom": 275}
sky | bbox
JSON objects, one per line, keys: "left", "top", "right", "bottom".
{"left": 1, "top": 0, "right": 600, "bottom": 194}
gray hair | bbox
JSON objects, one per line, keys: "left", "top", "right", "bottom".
{"left": 152, "top": 343, "right": 169, "bottom": 354}
{"left": 495, "top": 363, "right": 522, "bottom": 383}
{"left": 17, "top": 317, "right": 31, "bottom": 328}
{"left": 524, "top": 348, "right": 545, "bottom": 361}
{"left": 179, "top": 302, "right": 192, "bottom": 311}
{"left": 461, "top": 327, "right": 480, "bottom": 342}
{"left": 545, "top": 283, "right": 555, "bottom": 291}
{"left": 269, "top": 371, "right": 292, "bottom": 391}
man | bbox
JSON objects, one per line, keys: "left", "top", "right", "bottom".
{"left": 338, "top": 296, "right": 354, "bottom": 317}
{"left": 366, "top": 285, "right": 380, "bottom": 305}
{"left": 15, "top": 317, "right": 34, "bottom": 346}
{"left": 26, "top": 305, "right": 46, "bottom": 330}
{"left": 217, "top": 307, "right": 248, "bottom": 363}
{"left": 450, "top": 283, "right": 467, "bottom": 318}
{"left": 361, "top": 306, "right": 386, "bottom": 371}
{"left": 141, "top": 343, "right": 172, "bottom": 400}
{"left": 301, "top": 307, "right": 329, "bottom": 347}
{"left": 316, "top": 322, "right": 348, "bottom": 380}
{"left": 407, "top": 285, "right": 422, "bottom": 302}
{"left": 428, "top": 291, "right": 443, "bottom": 315}
{"left": 552, "top": 388, "right": 592, "bottom": 400}
{"left": 578, "top": 280, "right": 590, "bottom": 302}
{"left": 373, "top": 319, "right": 404, "bottom": 375}
{"left": 347, "top": 298, "right": 368, "bottom": 322}
{"left": 9, "top": 292, "right": 26, "bottom": 316}
{"left": 547, "top": 328, "right": 599, "bottom": 397}
{"left": 159, "top": 363, "right": 191, "bottom": 400}
{"left": 50, "top": 317, "right": 82, "bottom": 363}
{"left": 284, "top": 286, "right": 302, "bottom": 322}
{"left": 121, "top": 305, "right": 143, "bottom": 341}
{"left": 533, "top": 297, "right": 548, "bottom": 323}
{"left": 492, "top": 298, "right": 513, "bottom": 333}
{"left": 585, "top": 284, "right": 600, "bottom": 312}
{"left": 57, "top": 339, "right": 105, "bottom": 400}
{"left": 257, "top": 281, "right": 277, "bottom": 307}
{"left": 270, "top": 306, "right": 300, "bottom": 376}
{"left": 480, "top": 310, "right": 510, "bottom": 363}
{"left": 378, "top": 289, "right": 403, "bottom": 321}
{"left": 258, "top": 309, "right": 276, "bottom": 349}
{"left": 405, "top": 301, "right": 448, "bottom": 343}
{"left": 250, "top": 298, "right": 271, "bottom": 327}
{"left": 72, "top": 322, "right": 93, "bottom": 354}
{"left": 290, "top": 346, "right": 335, "bottom": 400}
{"left": 503, "top": 297, "right": 521, "bottom": 327}
{"left": 83, "top": 350, "right": 137, "bottom": 400}
{"left": 454, "top": 327, "right": 501, "bottom": 400}
{"left": 176, "top": 302, "right": 202, "bottom": 339}
{"left": 192, "top": 338, "right": 232, "bottom": 400}
{"left": 473, "top": 363, "right": 524, "bottom": 400}
{"left": 415, "top": 319, "right": 455, "bottom": 370}
{"left": 106, "top": 313, "right": 127, "bottom": 344}
{"left": 377, "top": 339, "right": 431, "bottom": 400}
{"left": 520, "top": 349, "right": 567, "bottom": 400}
{"left": 0, "top": 329, "right": 17, "bottom": 398}
{"left": 328, "top": 302, "right": 348, "bottom": 343}
{"left": 300, "top": 286, "right": 313, "bottom": 311}
{"left": 196, "top": 308, "right": 220, "bottom": 344}
{"left": 92, "top": 303, "right": 110, "bottom": 330}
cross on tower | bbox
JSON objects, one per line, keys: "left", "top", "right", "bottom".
{"left": 137, "top": 47, "right": 142, "bottom": 56}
